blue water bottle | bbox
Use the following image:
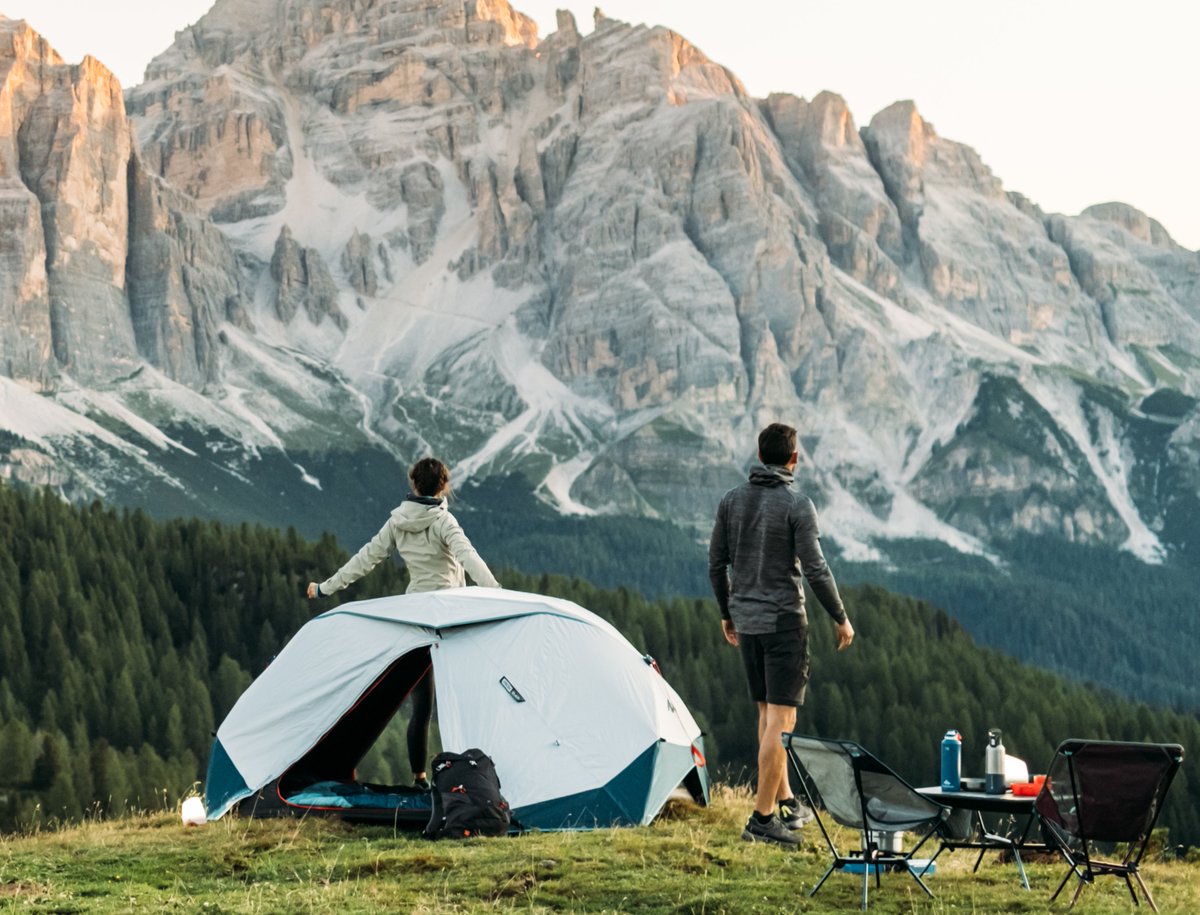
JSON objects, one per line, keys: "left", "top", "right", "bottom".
{"left": 940, "top": 730, "right": 962, "bottom": 792}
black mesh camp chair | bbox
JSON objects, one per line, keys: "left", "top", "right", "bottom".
{"left": 1034, "top": 739, "right": 1184, "bottom": 912}
{"left": 782, "top": 733, "right": 952, "bottom": 910}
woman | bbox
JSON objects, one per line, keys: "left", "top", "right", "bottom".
{"left": 306, "top": 457, "right": 499, "bottom": 788}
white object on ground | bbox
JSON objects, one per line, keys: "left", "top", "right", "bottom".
{"left": 181, "top": 796, "right": 207, "bottom": 826}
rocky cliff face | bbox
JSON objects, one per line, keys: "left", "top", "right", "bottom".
{"left": 0, "top": 21, "right": 131, "bottom": 388}
{"left": 3, "top": 1, "right": 1199, "bottom": 563}
{"left": 0, "top": 15, "right": 250, "bottom": 392}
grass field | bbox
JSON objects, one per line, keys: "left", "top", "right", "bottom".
{"left": 2, "top": 786, "right": 1196, "bottom": 914}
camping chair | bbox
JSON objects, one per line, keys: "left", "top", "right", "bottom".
{"left": 782, "top": 733, "right": 952, "bottom": 910}
{"left": 1034, "top": 739, "right": 1184, "bottom": 912}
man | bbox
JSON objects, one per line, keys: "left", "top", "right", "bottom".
{"left": 709, "top": 423, "right": 855, "bottom": 848}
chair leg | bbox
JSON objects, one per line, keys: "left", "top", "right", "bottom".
{"left": 1050, "top": 866, "right": 1074, "bottom": 903}
{"left": 1011, "top": 846, "right": 1030, "bottom": 892}
{"left": 970, "top": 810, "right": 987, "bottom": 872}
{"left": 1123, "top": 874, "right": 1140, "bottom": 907}
{"left": 809, "top": 862, "right": 836, "bottom": 897}
{"left": 1069, "top": 874, "right": 1087, "bottom": 908}
{"left": 864, "top": 839, "right": 882, "bottom": 890}
{"left": 1132, "top": 870, "right": 1159, "bottom": 914}
{"left": 917, "top": 844, "right": 946, "bottom": 875}
{"left": 906, "top": 864, "right": 936, "bottom": 899}
{"left": 972, "top": 846, "right": 986, "bottom": 873}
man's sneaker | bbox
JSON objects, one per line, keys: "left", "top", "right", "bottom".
{"left": 742, "top": 814, "right": 801, "bottom": 848}
{"left": 413, "top": 776, "right": 431, "bottom": 791}
{"left": 778, "top": 798, "right": 815, "bottom": 830}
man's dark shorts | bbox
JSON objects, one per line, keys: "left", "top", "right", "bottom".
{"left": 738, "top": 626, "right": 810, "bottom": 707}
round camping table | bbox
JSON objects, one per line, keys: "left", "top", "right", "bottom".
{"left": 917, "top": 785, "right": 1050, "bottom": 890}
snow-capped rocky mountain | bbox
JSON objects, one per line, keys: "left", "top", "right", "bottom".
{"left": 1, "top": 0, "right": 1198, "bottom": 561}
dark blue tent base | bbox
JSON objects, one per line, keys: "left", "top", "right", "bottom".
{"left": 236, "top": 778, "right": 433, "bottom": 827}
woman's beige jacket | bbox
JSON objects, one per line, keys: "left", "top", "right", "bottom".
{"left": 319, "top": 498, "right": 499, "bottom": 595}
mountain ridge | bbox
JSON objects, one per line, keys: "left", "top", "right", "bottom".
{"left": 0, "top": 0, "right": 1197, "bottom": 566}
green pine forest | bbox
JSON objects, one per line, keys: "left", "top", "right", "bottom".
{"left": 1, "top": 482, "right": 1198, "bottom": 847}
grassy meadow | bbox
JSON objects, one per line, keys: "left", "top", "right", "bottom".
{"left": 2, "top": 786, "right": 1197, "bottom": 914}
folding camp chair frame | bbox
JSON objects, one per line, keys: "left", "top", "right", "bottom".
{"left": 1035, "top": 739, "right": 1184, "bottom": 913}
{"left": 783, "top": 733, "right": 950, "bottom": 910}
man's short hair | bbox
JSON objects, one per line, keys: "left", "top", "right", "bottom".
{"left": 758, "top": 423, "right": 797, "bottom": 466}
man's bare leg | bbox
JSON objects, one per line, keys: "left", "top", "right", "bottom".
{"left": 755, "top": 703, "right": 796, "bottom": 806}
{"left": 755, "top": 702, "right": 797, "bottom": 816}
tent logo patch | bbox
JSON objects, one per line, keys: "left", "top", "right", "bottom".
{"left": 499, "top": 676, "right": 525, "bottom": 703}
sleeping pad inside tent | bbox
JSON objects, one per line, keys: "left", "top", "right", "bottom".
{"left": 205, "top": 588, "right": 709, "bottom": 830}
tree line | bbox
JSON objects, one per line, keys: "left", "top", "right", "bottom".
{"left": 1, "top": 482, "right": 1198, "bottom": 846}
{"left": 834, "top": 535, "right": 1200, "bottom": 711}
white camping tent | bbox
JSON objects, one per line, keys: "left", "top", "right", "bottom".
{"left": 205, "top": 588, "right": 709, "bottom": 829}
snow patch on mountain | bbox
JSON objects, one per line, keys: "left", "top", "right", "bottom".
{"left": 0, "top": 375, "right": 199, "bottom": 495}
{"left": 543, "top": 454, "right": 600, "bottom": 515}
{"left": 1024, "top": 373, "right": 1165, "bottom": 563}
{"left": 821, "top": 481, "right": 990, "bottom": 563}
{"left": 1, "top": 377, "right": 111, "bottom": 447}
{"left": 455, "top": 322, "right": 614, "bottom": 480}
{"left": 57, "top": 385, "right": 198, "bottom": 456}
{"left": 341, "top": 268, "right": 527, "bottom": 384}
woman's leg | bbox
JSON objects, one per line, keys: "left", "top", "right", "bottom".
{"left": 407, "top": 670, "right": 434, "bottom": 784}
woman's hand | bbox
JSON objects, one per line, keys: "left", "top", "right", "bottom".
{"left": 306, "top": 582, "right": 320, "bottom": 599}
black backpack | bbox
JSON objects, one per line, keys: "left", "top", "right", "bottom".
{"left": 423, "top": 748, "right": 512, "bottom": 838}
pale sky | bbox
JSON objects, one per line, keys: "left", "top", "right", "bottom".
{"left": 4, "top": 0, "right": 1197, "bottom": 250}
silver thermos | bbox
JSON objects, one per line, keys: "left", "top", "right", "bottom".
{"left": 985, "top": 728, "right": 1006, "bottom": 795}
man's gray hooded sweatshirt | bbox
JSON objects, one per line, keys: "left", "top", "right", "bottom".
{"left": 708, "top": 463, "right": 846, "bottom": 635}
{"left": 320, "top": 496, "right": 500, "bottom": 596}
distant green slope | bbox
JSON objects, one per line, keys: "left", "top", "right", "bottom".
{"left": 1, "top": 481, "right": 1197, "bottom": 847}
{"left": 453, "top": 474, "right": 708, "bottom": 598}
{"left": 832, "top": 536, "right": 1200, "bottom": 712}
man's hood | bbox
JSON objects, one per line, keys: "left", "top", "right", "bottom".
{"left": 748, "top": 462, "right": 794, "bottom": 487}
{"left": 389, "top": 496, "right": 446, "bottom": 532}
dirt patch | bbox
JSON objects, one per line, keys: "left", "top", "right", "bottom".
{"left": 488, "top": 870, "right": 538, "bottom": 900}
{"left": 341, "top": 857, "right": 406, "bottom": 879}
{"left": 0, "top": 881, "right": 45, "bottom": 899}
{"left": 400, "top": 852, "right": 458, "bottom": 874}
